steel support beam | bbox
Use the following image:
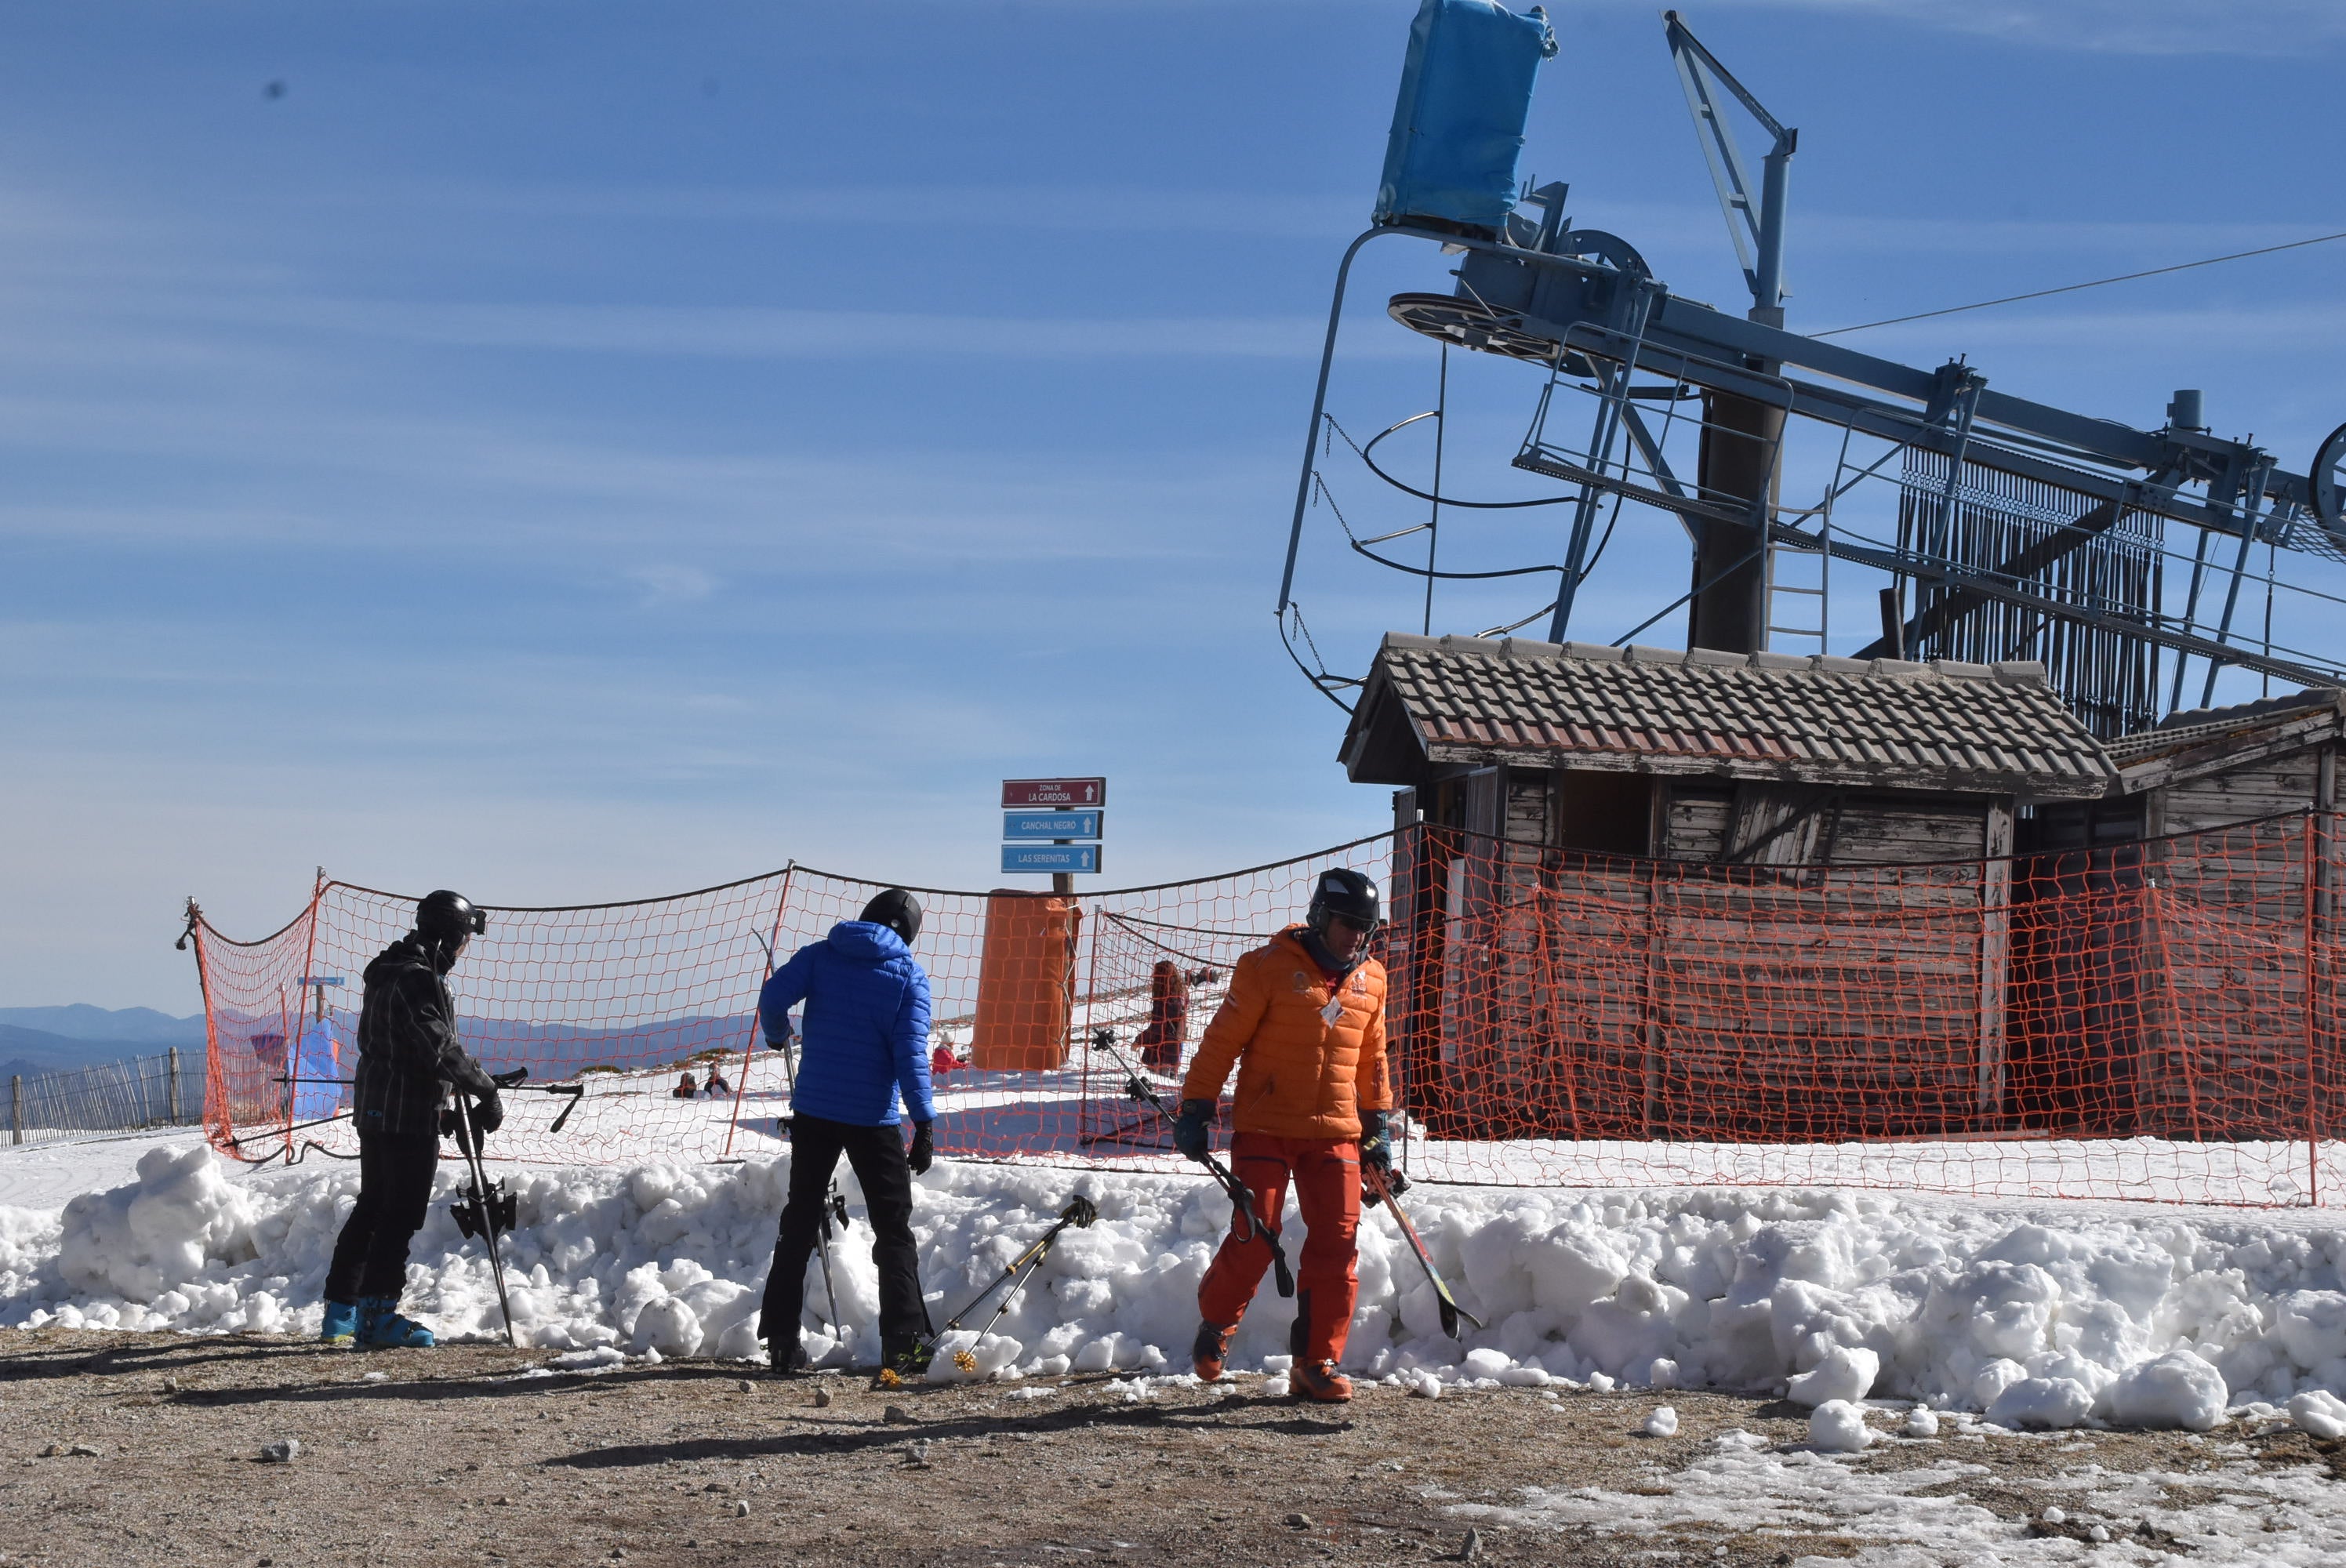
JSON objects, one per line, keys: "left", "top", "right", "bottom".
{"left": 1778, "top": 523, "right": 2341, "bottom": 690}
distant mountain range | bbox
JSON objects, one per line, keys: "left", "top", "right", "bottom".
{"left": 0, "top": 1007, "right": 207, "bottom": 1083}
{"left": 0, "top": 1005, "right": 205, "bottom": 1044}
{"left": 0, "top": 1004, "right": 765, "bottom": 1087}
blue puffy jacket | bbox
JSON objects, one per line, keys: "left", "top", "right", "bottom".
{"left": 759, "top": 920, "right": 935, "bottom": 1127}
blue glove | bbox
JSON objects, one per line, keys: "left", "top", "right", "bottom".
{"left": 1173, "top": 1098, "right": 1215, "bottom": 1162}
{"left": 1359, "top": 1109, "right": 1393, "bottom": 1174}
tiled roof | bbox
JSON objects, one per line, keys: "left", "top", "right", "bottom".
{"left": 1342, "top": 633, "right": 2115, "bottom": 798}
{"left": 2104, "top": 688, "right": 2344, "bottom": 767}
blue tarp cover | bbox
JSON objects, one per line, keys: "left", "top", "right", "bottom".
{"left": 291, "top": 1020, "right": 343, "bottom": 1121}
{"left": 1374, "top": 0, "right": 1555, "bottom": 235}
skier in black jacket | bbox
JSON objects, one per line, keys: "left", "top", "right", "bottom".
{"left": 320, "top": 890, "right": 505, "bottom": 1348}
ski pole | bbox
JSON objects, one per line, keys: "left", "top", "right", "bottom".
{"left": 1362, "top": 1164, "right": 1481, "bottom": 1341}
{"left": 929, "top": 1195, "right": 1099, "bottom": 1353}
{"left": 1094, "top": 1033, "right": 1294, "bottom": 1299}
{"left": 812, "top": 1182, "right": 848, "bottom": 1341}
{"left": 446, "top": 1092, "right": 520, "bottom": 1348}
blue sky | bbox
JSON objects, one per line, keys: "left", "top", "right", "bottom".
{"left": 6, "top": 0, "right": 2345, "bottom": 1011}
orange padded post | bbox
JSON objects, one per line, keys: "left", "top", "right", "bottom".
{"left": 970, "top": 892, "right": 1081, "bottom": 1071}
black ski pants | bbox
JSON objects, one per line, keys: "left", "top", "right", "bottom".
{"left": 760, "top": 1115, "right": 927, "bottom": 1358}
{"left": 323, "top": 1131, "right": 439, "bottom": 1303}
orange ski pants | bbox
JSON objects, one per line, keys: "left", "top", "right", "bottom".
{"left": 1197, "top": 1131, "right": 1361, "bottom": 1367}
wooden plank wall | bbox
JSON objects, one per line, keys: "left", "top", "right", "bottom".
{"left": 1432, "top": 775, "right": 2006, "bottom": 1141}
{"left": 1436, "top": 768, "right": 1563, "bottom": 1134}
{"left": 2134, "top": 749, "right": 2335, "bottom": 1138}
{"left": 2162, "top": 746, "right": 2327, "bottom": 834}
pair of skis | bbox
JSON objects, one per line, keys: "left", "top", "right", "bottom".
{"left": 445, "top": 1068, "right": 533, "bottom": 1348}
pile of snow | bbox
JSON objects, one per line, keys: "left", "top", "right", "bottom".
{"left": 2290, "top": 1388, "right": 2346, "bottom": 1439}
{"left": 1807, "top": 1399, "right": 1872, "bottom": 1452}
{"left": 8, "top": 1144, "right": 2346, "bottom": 1432}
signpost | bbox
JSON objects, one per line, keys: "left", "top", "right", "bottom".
{"left": 1002, "top": 778, "right": 1106, "bottom": 808}
{"left": 999, "top": 780, "right": 1106, "bottom": 893}
{"left": 1004, "top": 810, "right": 1103, "bottom": 841}
{"left": 1001, "top": 844, "right": 1102, "bottom": 875}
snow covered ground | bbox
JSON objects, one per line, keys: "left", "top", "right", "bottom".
{"left": 1455, "top": 1417, "right": 2346, "bottom": 1565}
{"left": 0, "top": 1127, "right": 209, "bottom": 1210}
{"left": 13, "top": 1109, "right": 2346, "bottom": 1560}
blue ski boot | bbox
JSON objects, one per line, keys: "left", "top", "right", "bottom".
{"left": 320, "top": 1299, "right": 361, "bottom": 1344}
{"left": 357, "top": 1297, "right": 438, "bottom": 1348}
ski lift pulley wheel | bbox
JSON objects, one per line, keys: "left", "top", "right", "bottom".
{"left": 1386, "top": 293, "right": 1596, "bottom": 375}
{"left": 2313, "top": 419, "right": 2346, "bottom": 531}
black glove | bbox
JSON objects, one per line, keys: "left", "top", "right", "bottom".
{"left": 471, "top": 1091, "right": 504, "bottom": 1135}
{"left": 1173, "top": 1098, "right": 1215, "bottom": 1162}
{"left": 1359, "top": 1109, "right": 1393, "bottom": 1174}
{"left": 492, "top": 1068, "right": 530, "bottom": 1089}
{"left": 906, "top": 1120, "right": 935, "bottom": 1176}
{"left": 445, "top": 1051, "right": 499, "bottom": 1099}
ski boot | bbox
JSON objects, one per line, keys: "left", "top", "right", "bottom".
{"left": 1193, "top": 1320, "right": 1237, "bottom": 1383}
{"left": 356, "top": 1297, "right": 438, "bottom": 1349}
{"left": 320, "top": 1299, "right": 360, "bottom": 1344}
{"left": 1291, "top": 1359, "right": 1353, "bottom": 1403}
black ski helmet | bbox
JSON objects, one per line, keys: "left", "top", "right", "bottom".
{"left": 860, "top": 887, "right": 922, "bottom": 946}
{"left": 1307, "top": 868, "right": 1381, "bottom": 933}
{"left": 416, "top": 890, "right": 488, "bottom": 943}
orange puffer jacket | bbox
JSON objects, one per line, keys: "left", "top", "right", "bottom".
{"left": 1179, "top": 927, "right": 1390, "bottom": 1142}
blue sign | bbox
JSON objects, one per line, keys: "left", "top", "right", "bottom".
{"left": 1004, "top": 810, "right": 1102, "bottom": 841}
{"left": 1002, "top": 844, "right": 1101, "bottom": 875}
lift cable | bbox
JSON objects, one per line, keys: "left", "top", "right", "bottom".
{"left": 1815, "top": 228, "right": 2346, "bottom": 339}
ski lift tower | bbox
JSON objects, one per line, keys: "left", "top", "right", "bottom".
{"left": 1278, "top": 1, "right": 2346, "bottom": 738}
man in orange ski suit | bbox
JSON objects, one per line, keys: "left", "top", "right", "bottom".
{"left": 1175, "top": 868, "right": 1391, "bottom": 1403}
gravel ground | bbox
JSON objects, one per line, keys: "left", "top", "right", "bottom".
{"left": 4, "top": 1328, "right": 2344, "bottom": 1567}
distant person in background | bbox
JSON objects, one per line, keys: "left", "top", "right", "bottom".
{"left": 672, "top": 1072, "right": 699, "bottom": 1099}
{"left": 1134, "top": 960, "right": 1191, "bottom": 1071}
{"left": 703, "top": 1068, "right": 732, "bottom": 1098}
{"left": 321, "top": 890, "right": 508, "bottom": 1349}
{"left": 756, "top": 887, "right": 935, "bottom": 1380}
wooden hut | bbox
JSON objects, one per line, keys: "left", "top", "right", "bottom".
{"left": 2076, "top": 690, "right": 2346, "bottom": 1139}
{"left": 1338, "top": 633, "right": 2117, "bottom": 1141}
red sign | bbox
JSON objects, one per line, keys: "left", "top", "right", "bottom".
{"left": 1002, "top": 777, "right": 1106, "bottom": 808}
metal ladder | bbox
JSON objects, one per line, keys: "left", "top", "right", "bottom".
{"left": 1764, "top": 540, "right": 1829, "bottom": 653}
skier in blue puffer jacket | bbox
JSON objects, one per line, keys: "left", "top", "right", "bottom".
{"left": 755, "top": 887, "right": 935, "bottom": 1377}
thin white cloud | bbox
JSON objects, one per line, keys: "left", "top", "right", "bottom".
{"left": 627, "top": 564, "right": 719, "bottom": 607}
{"left": 245, "top": 296, "right": 1361, "bottom": 362}
{"left": 1634, "top": 0, "right": 2346, "bottom": 55}
{"left": 369, "top": 179, "right": 1371, "bottom": 243}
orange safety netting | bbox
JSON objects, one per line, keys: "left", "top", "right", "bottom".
{"left": 187, "top": 815, "right": 2344, "bottom": 1207}
{"left": 186, "top": 840, "right": 1388, "bottom": 1173}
